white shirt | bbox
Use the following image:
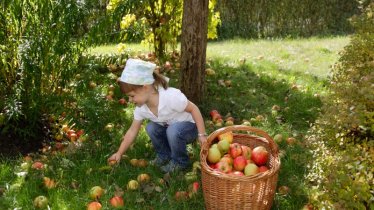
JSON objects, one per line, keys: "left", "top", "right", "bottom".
{"left": 134, "top": 87, "right": 195, "bottom": 126}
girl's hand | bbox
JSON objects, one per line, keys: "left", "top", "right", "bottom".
{"left": 198, "top": 135, "right": 207, "bottom": 146}
{"left": 108, "top": 153, "right": 122, "bottom": 163}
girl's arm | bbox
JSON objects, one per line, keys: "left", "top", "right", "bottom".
{"left": 185, "top": 101, "right": 207, "bottom": 145}
{"left": 108, "top": 119, "right": 142, "bottom": 162}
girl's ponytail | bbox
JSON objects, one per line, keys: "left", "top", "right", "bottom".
{"left": 153, "top": 72, "right": 168, "bottom": 90}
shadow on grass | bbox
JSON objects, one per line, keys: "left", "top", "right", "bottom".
{"left": 196, "top": 58, "right": 324, "bottom": 209}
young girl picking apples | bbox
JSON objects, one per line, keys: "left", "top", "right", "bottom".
{"left": 108, "top": 59, "right": 207, "bottom": 173}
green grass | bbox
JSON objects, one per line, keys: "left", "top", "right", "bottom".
{"left": 0, "top": 36, "right": 349, "bottom": 209}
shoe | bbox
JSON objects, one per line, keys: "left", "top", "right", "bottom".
{"left": 160, "top": 161, "right": 188, "bottom": 173}
{"left": 149, "top": 157, "right": 169, "bottom": 167}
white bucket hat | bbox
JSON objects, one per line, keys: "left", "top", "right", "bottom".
{"left": 119, "top": 58, "right": 156, "bottom": 85}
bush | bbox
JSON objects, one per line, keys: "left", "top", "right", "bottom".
{"left": 306, "top": 3, "right": 374, "bottom": 209}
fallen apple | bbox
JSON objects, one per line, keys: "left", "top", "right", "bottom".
{"left": 32, "top": 161, "right": 44, "bottom": 170}
{"left": 127, "top": 180, "right": 139, "bottom": 190}
{"left": 89, "top": 186, "right": 104, "bottom": 200}
{"left": 43, "top": 177, "right": 56, "bottom": 189}
{"left": 137, "top": 173, "right": 151, "bottom": 183}
{"left": 33, "top": 195, "right": 48, "bottom": 209}
{"left": 274, "top": 134, "right": 283, "bottom": 143}
{"left": 109, "top": 196, "right": 124, "bottom": 208}
{"left": 175, "top": 191, "right": 189, "bottom": 201}
{"left": 87, "top": 201, "right": 102, "bottom": 210}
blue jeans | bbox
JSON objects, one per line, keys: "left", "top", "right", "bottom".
{"left": 146, "top": 121, "right": 198, "bottom": 168}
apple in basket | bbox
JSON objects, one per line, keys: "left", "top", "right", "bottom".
{"left": 244, "top": 163, "right": 259, "bottom": 176}
{"left": 207, "top": 147, "right": 221, "bottom": 164}
{"left": 217, "top": 131, "right": 233, "bottom": 143}
{"left": 216, "top": 161, "right": 232, "bottom": 173}
{"left": 229, "top": 143, "right": 242, "bottom": 158}
{"left": 233, "top": 156, "right": 247, "bottom": 171}
{"left": 251, "top": 146, "right": 269, "bottom": 166}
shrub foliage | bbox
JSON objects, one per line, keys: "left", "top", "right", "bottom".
{"left": 306, "top": 3, "right": 374, "bottom": 209}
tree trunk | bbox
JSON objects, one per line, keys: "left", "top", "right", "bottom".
{"left": 180, "top": 0, "right": 209, "bottom": 104}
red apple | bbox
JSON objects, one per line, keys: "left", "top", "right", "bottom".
{"left": 229, "top": 143, "right": 242, "bottom": 158}
{"left": 286, "top": 137, "right": 297, "bottom": 145}
{"left": 241, "top": 145, "right": 252, "bottom": 160}
{"left": 175, "top": 191, "right": 189, "bottom": 201}
{"left": 216, "top": 161, "right": 232, "bottom": 173}
{"left": 210, "top": 110, "right": 219, "bottom": 118}
{"left": 118, "top": 98, "right": 127, "bottom": 105}
{"left": 87, "top": 201, "right": 102, "bottom": 210}
{"left": 43, "top": 177, "right": 56, "bottom": 189}
{"left": 207, "top": 147, "right": 221, "bottom": 164}
{"left": 259, "top": 166, "right": 269, "bottom": 173}
{"left": 32, "top": 161, "right": 44, "bottom": 170}
{"left": 233, "top": 156, "right": 247, "bottom": 171}
{"left": 76, "top": 129, "right": 84, "bottom": 138}
{"left": 110, "top": 196, "right": 124, "bottom": 208}
{"left": 89, "top": 186, "right": 104, "bottom": 200}
{"left": 244, "top": 163, "right": 259, "bottom": 176}
{"left": 220, "top": 155, "right": 233, "bottom": 166}
{"left": 191, "top": 181, "right": 199, "bottom": 193}
{"left": 212, "top": 113, "right": 222, "bottom": 122}
{"left": 251, "top": 146, "right": 269, "bottom": 166}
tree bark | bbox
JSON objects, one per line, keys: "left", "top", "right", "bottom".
{"left": 180, "top": 0, "right": 209, "bottom": 104}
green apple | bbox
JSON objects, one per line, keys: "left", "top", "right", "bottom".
{"left": 217, "top": 139, "right": 230, "bottom": 154}
{"left": 244, "top": 163, "right": 259, "bottom": 176}
{"left": 207, "top": 147, "right": 221, "bottom": 164}
{"left": 33, "top": 195, "right": 48, "bottom": 209}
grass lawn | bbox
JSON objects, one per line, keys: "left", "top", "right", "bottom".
{"left": 0, "top": 36, "right": 349, "bottom": 209}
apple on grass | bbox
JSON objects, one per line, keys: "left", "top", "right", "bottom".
{"left": 137, "top": 173, "right": 151, "bottom": 183}
{"left": 244, "top": 163, "right": 259, "bottom": 176}
{"left": 127, "top": 180, "right": 139, "bottom": 190}
{"left": 89, "top": 186, "right": 104, "bottom": 200}
{"left": 251, "top": 146, "right": 269, "bottom": 166}
{"left": 32, "top": 161, "right": 44, "bottom": 170}
{"left": 87, "top": 201, "right": 102, "bottom": 210}
{"left": 110, "top": 196, "right": 124, "bottom": 208}
{"left": 175, "top": 191, "right": 189, "bottom": 201}
{"left": 207, "top": 147, "right": 221, "bottom": 164}
{"left": 33, "top": 195, "right": 48, "bottom": 209}
{"left": 233, "top": 156, "right": 247, "bottom": 171}
{"left": 229, "top": 143, "right": 242, "bottom": 159}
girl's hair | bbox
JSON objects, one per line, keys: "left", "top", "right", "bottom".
{"left": 118, "top": 72, "right": 168, "bottom": 94}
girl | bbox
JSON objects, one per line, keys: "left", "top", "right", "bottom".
{"left": 108, "top": 58, "right": 207, "bottom": 173}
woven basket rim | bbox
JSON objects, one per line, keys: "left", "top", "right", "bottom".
{"left": 200, "top": 125, "right": 280, "bottom": 181}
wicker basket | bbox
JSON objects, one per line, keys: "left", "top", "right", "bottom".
{"left": 200, "top": 125, "right": 280, "bottom": 210}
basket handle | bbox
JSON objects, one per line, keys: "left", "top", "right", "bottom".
{"left": 201, "top": 125, "right": 279, "bottom": 155}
